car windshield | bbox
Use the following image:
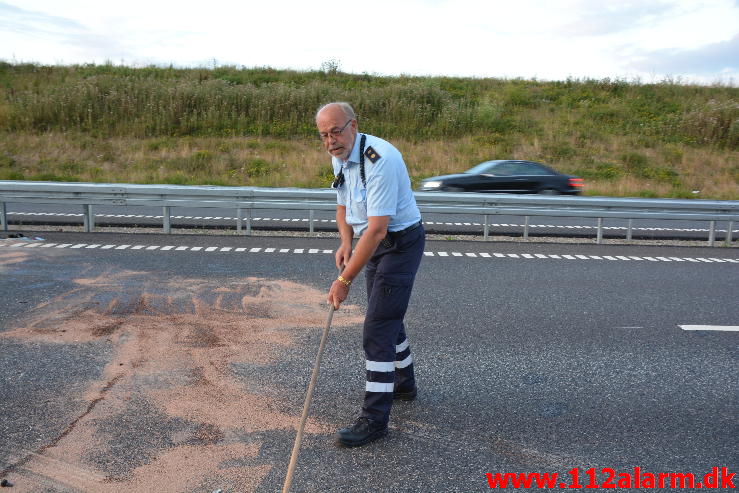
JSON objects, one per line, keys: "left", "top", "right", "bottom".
{"left": 465, "top": 161, "right": 502, "bottom": 174}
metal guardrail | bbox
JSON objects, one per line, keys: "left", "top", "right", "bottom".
{"left": 1, "top": 181, "right": 737, "bottom": 246}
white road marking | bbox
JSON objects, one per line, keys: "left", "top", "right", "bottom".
{"left": 679, "top": 325, "right": 739, "bottom": 331}
{"left": 4, "top": 241, "right": 736, "bottom": 267}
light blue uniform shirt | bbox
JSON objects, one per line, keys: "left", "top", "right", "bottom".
{"left": 332, "top": 133, "right": 421, "bottom": 236}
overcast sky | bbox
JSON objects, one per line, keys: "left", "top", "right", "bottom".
{"left": 2, "top": 0, "right": 738, "bottom": 84}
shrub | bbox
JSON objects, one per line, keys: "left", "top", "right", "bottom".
{"left": 181, "top": 150, "right": 214, "bottom": 172}
{"left": 0, "top": 170, "right": 24, "bottom": 180}
{"left": 574, "top": 162, "right": 624, "bottom": 180}
{"left": 29, "top": 172, "right": 80, "bottom": 182}
{"left": 543, "top": 141, "right": 576, "bottom": 161}
{"left": 0, "top": 153, "right": 15, "bottom": 168}
{"left": 245, "top": 158, "right": 273, "bottom": 176}
{"left": 680, "top": 98, "right": 739, "bottom": 147}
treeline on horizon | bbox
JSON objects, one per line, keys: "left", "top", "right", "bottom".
{"left": 1, "top": 61, "right": 736, "bottom": 147}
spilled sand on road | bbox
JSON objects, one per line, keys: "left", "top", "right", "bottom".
{"left": 1, "top": 267, "right": 363, "bottom": 492}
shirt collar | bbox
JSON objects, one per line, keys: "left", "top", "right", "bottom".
{"left": 340, "top": 133, "right": 362, "bottom": 168}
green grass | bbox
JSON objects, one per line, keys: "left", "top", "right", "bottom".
{"left": 0, "top": 62, "right": 737, "bottom": 199}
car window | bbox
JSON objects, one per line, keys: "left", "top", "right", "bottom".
{"left": 493, "top": 162, "right": 516, "bottom": 176}
{"left": 516, "top": 162, "right": 550, "bottom": 175}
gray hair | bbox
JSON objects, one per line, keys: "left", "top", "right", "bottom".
{"left": 315, "top": 102, "right": 356, "bottom": 121}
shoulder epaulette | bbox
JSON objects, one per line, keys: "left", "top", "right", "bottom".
{"left": 364, "top": 146, "right": 381, "bottom": 164}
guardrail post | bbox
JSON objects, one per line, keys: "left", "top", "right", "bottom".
{"left": 163, "top": 206, "right": 171, "bottom": 234}
{"left": 523, "top": 216, "right": 530, "bottom": 240}
{"left": 726, "top": 221, "right": 734, "bottom": 247}
{"left": 246, "top": 208, "right": 252, "bottom": 236}
{"left": 83, "top": 205, "right": 93, "bottom": 232}
{"left": 309, "top": 210, "right": 315, "bottom": 235}
{"left": 708, "top": 220, "right": 716, "bottom": 246}
{"left": 237, "top": 208, "right": 243, "bottom": 234}
{"left": 596, "top": 218, "right": 603, "bottom": 244}
{"left": 626, "top": 219, "right": 633, "bottom": 241}
{"left": 0, "top": 201, "right": 6, "bottom": 232}
{"left": 484, "top": 214, "right": 490, "bottom": 241}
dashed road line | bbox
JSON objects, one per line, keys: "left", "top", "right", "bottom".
{"left": 679, "top": 325, "right": 739, "bottom": 332}
{"left": 1, "top": 240, "right": 737, "bottom": 264}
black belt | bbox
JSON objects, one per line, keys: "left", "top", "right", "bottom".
{"left": 388, "top": 221, "right": 422, "bottom": 239}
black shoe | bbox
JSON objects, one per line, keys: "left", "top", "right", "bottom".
{"left": 393, "top": 387, "right": 417, "bottom": 401}
{"left": 336, "top": 417, "right": 388, "bottom": 447}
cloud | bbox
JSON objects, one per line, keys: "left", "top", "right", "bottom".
{"left": 630, "top": 34, "right": 739, "bottom": 76}
{"left": 0, "top": 1, "right": 85, "bottom": 35}
{"left": 562, "top": 0, "right": 682, "bottom": 36}
{"left": 0, "top": 1, "right": 130, "bottom": 62}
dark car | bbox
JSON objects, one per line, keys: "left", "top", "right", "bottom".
{"left": 418, "top": 160, "right": 583, "bottom": 195}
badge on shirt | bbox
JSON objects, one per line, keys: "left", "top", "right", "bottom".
{"left": 364, "top": 146, "right": 381, "bottom": 163}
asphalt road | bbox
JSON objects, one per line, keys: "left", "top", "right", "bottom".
{"left": 0, "top": 231, "right": 737, "bottom": 492}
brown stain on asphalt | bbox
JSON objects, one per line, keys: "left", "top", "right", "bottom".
{"left": 1, "top": 267, "right": 363, "bottom": 492}
{"left": 0, "top": 249, "right": 30, "bottom": 268}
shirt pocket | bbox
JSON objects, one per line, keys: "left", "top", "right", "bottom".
{"left": 350, "top": 184, "right": 367, "bottom": 219}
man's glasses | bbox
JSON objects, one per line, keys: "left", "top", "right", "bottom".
{"left": 319, "top": 119, "right": 352, "bottom": 141}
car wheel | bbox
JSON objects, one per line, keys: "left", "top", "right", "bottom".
{"left": 539, "top": 188, "right": 560, "bottom": 195}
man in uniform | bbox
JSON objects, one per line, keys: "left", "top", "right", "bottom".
{"left": 315, "top": 102, "right": 425, "bottom": 447}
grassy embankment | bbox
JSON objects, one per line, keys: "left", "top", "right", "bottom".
{"left": 0, "top": 62, "right": 737, "bottom": 199}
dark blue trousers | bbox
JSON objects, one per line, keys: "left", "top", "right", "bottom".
{"left": 360, "top": 225, "right": 425, "bottom": 424}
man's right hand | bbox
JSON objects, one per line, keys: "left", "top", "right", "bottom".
{"left": 335, "top": 244, "right": 352, "bottom": 270}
